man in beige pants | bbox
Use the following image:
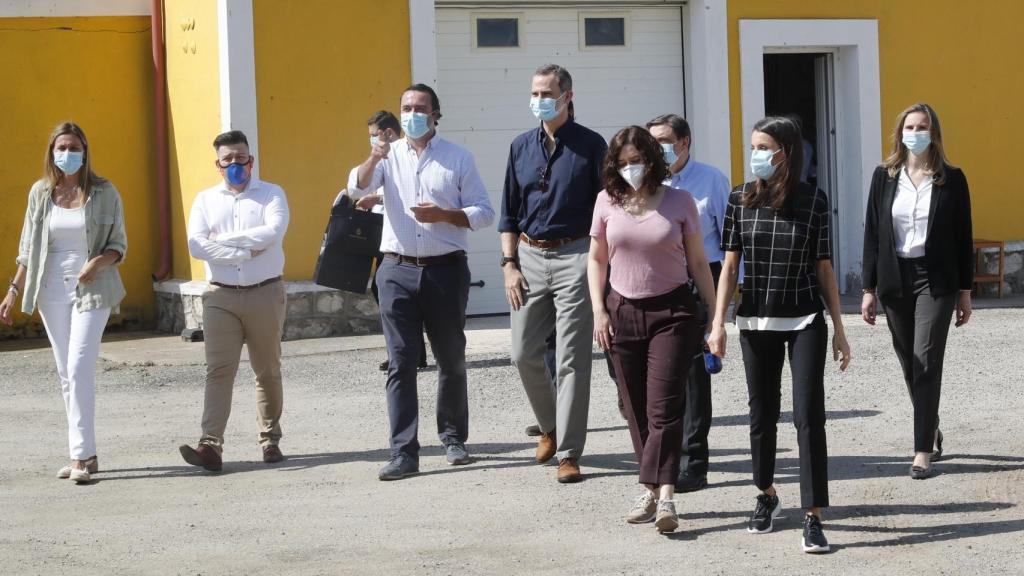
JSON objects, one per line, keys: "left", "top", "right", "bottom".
{"left": 179, "top": 130, "right": 290, "bottom": 472}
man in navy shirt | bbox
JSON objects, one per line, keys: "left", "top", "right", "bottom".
{"left": 500, "top": 64, "right": 608, "bottom": 483}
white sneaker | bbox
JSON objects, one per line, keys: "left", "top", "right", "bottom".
{"left": 654, "top": 500, "right": 679, "bottom": 533}
{"left": 57, "top": 465, "right": 72, "bottom": 479}
{"left": 69, "top": 467, "right": 91, "bottom": 483}
{"left": 626, "top": 491, "right": 657, "bottom": 524}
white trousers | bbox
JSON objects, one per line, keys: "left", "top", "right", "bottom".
{"left": 37, "top": 251, "right": 111, "bottom": 460}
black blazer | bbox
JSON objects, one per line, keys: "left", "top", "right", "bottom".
{"left": 862, "top": 164, "right": 973, "bottom": 299}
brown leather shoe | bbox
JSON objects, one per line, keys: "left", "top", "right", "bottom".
{"left": 557, "top": 458, "right": 582, "bottom": 483}
{"left": 536, "top": 430, "right": 556, "bottom": 463}
{"left": 179, "top": 443, "right": 222, "bottom": 472}
{"left": 263, "top": 444, "right": 284, "bottom": 463}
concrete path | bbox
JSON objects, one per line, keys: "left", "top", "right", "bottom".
{"left": 1, "top": 309, "right": 1022, "bottom": 575}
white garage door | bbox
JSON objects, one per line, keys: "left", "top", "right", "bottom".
{"left": 436, "top": 4, "right": 685, "bottom": 315}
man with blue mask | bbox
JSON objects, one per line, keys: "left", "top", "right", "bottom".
{"left": 647, "top": 114, "right": 732, "bottom": 493}
{"left": 499, "top": 63, "right": 608, "bottom": 484}
{"left": 352, "top": 84, "right": 495, "bottom": 481}
{"left": 180, "top": 130, "right": 291, "bottom": 472}
{"left": 335, "top": 110, "right": 428, "bottom": 373}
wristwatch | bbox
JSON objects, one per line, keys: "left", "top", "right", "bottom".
{"left": 499, "top": 255, "right": 518, "bottom": 268}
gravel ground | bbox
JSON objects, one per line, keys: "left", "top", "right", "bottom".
{"left": 1, "top": 309, "right": 1022, "bottom": 575}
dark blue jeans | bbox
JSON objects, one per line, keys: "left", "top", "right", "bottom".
{"left": 376, "top": 255, "right": 470, "bottom": 459}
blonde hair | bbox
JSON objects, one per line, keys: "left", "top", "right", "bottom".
{"left": 42, "top": 121, "right": 106, "bottom": 192}
{"left": 883, "top": 103, "right": 952, "bottom": 185}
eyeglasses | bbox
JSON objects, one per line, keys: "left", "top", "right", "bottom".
{"left": 217, "top": 156, "right": 250, "bottom": 168}
{"left": 538, "top": 164, "right": 551, "bottom": 192}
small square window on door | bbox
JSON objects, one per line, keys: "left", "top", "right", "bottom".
{"left": 580, "top": 13, "right": 630, "bottom": 49}
{"left": 472, "top": 14, "right": 522, "bottom": 49}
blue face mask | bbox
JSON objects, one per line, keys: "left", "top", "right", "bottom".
{"left": 225, "top": 162, "right": 250, "bottom": 186}
{"left": 369, "top": 135, "right": 380, "bottom": 148}
{"left": 902, "top": 131, "right": 931, "bottom": 156}
{"left": 750, "top": 148, "right": 781, "bottom": 180}
{"left": 529, "top": 94, "right": 564, "bottom": 122}
{"left": 54, "top": 150, "right": 84, "bottom": 175}
{"left": 401, "top": 112, "right": 431, "bottom": 139}
{"left": 661, "top": 143, "right": 678, "bottom": 166}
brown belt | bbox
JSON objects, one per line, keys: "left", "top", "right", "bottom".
{"left": 383, "top": 251, "right": 465, "bottom": 267}
{"left": 210, "top": 276, "right": 282, "bottom": 290}
{"left": 519, "top": 233, "right": 587, "bottom": 249}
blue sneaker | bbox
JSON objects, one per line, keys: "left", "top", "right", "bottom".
{"left": 378, "top": 453, "right": 419, "bottom": 481}
{"left": 444, "top": 441, "right": 472, "bottom": 465}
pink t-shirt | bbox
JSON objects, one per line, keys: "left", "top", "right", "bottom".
{"left": 590, "top": 187, "right": 701, "bottom": 299}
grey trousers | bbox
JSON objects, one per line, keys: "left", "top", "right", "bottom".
{"left": 880, "top": 257, "right": 956, "bottom": 453}
{"left": 510, "top": 239, "right": 593, "bottom": 460}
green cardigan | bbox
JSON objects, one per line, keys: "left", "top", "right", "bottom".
{"left": 16, "top": 179, "right": 128, "bottom": 314}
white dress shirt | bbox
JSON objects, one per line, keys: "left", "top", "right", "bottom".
{"left": 187, "top": 177, "right": 290, "bottom": 285}
{"left": 350, "top": 135, "right": 494, "bottom": 257}
{"left": 892, "top": 169, "right": 932, "bottom": 258}
{"left": 334, "top": 167, "right": 384, "bottom": 214}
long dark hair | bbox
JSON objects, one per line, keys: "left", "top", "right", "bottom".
{"left": 743, "top": 116, "right": 803, "bottom": 211}
{"left": 603, "top": 126, "right": 670, "bottom": 205}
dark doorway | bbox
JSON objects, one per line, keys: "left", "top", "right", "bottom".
{"left": 763, "top": 52, "right": 841, "bottom": 284}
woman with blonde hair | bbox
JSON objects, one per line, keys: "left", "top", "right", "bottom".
{"left": 0, "top": 122, "right": 127, "bottom": 483}
{"left": 861, "top": 103, "right": 973, "bottom": 479}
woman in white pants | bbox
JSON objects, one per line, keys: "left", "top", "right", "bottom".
{"left": 0, "top": 122, "right": 127, "bottom": 484}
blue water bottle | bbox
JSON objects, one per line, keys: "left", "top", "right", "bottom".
{"left": 703, "top": 335, "right": 722, "bottom": 374}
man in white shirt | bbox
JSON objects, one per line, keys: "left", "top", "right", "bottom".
{"left": 648, "top": 114, "right": 732, "bottom": 493}
{"left": 179, "top": 130, "right": 290, "bottom": 472}
{"left": 336, "top": 111, "right": 428, "bottom": 372}
{"left": 351, "top": 84, "right": 494, "bottom": 480}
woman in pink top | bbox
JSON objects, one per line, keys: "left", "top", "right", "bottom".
{"left": 588, "top": 126, "right": 717, "bottom": 533}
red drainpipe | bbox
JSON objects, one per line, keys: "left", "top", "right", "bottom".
{"left": 151, "top": 0, "right": 172, "bottom": 281}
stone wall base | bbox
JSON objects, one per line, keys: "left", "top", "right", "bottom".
{"left": 153, "top": 280, "right": 381, "bottom": 341}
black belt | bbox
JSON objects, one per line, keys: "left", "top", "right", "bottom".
{"left": 210, "top": 276, "right": 282, "bottom": 290}
{"left": 384, "top": 251, "right": 465, "bottom": 267}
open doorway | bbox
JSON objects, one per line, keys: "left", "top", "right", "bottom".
{"left": 763, "top": 52, "right": 842, "bottom": 287}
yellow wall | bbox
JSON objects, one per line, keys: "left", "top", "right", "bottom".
{"left": 252, "top": 0, "right": 411, "bottom": 279}
{"left": 0, "top": 16, "right": 155, "bottom": 337}
{"left": 727, "top": 0, "right": 1024, "bottom": 241}
{"left": 164, "top": 0, "right": 223, "bottom": 280}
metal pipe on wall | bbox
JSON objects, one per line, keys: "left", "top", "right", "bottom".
{"left": 151, "top": 0, "right": 172, "bottom": 282}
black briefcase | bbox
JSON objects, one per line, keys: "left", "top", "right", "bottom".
{"left": 313, "top": 196, "right": 384, "bottom": 294}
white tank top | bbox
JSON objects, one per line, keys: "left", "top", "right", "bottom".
{"left": 48, "top": 202, "right": 88, "bottom": 254}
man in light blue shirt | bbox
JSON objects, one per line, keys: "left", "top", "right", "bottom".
{"left": 647, "top": 114, "right": 732, "bottom": 493}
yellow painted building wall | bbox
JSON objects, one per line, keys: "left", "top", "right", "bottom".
{"left": 164, "top": 0, "right": 223, "bottom": 280}
{"left": 251, "top": 0, "right": 411, "bottom": 279}
{"left": 0, "top": 16, "right": 155, "bottom": 337}
{"left": 727, "top": 0, "right": 1024, "bottom": 241}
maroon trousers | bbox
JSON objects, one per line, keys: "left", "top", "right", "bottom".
{"left": 607, "top": 284, "right": 702, "bottom": 486}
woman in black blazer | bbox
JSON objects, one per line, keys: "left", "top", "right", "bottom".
{"left": 861, "top": 102, "right": 973, "bottom": 479}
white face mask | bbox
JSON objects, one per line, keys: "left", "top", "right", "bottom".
{"left": 618, "top": 163, "right": 646, "bottom": 191}
{"left": 902, "top": 131, "right": 931, "bottom": 156}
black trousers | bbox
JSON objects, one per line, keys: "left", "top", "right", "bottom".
{"left": 740, "top": 313, "right": 829, "bottom": 508}
{"left": 376, "top": 255, "right": 470, "bottom": 458}
{"left": 880, "top": 257, "right": 956, "bottom": 453}
{"left": 680, "top": 260, "right": 721, "bottom": 476}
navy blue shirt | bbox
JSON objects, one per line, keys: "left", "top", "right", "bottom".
{"left": 499, "top": 119, "right": 608, "bottom": 240}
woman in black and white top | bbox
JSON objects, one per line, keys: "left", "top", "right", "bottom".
{"left": 708, "top": 116, "right": 850, "bottom": 554}
{"left": 861, "top": 103, "right": 973, "bottom": 480}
